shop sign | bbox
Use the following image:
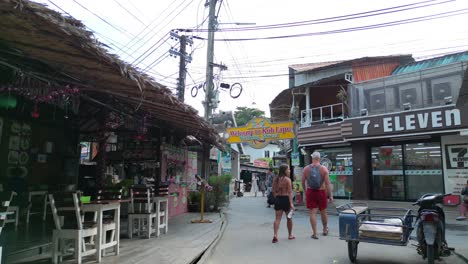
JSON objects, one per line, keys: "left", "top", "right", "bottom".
{"left": 444, "top": 144, "right": 468, "bottom": 194}
{"left": 240, "top": 154, "right": 251, "bottom": 163}
{"left": 209, "top": 147, "right": 219, "bottom": 160}
{"left": 227, "top": 118, "right": 294, "bottom": 149}
{"left": 352, "top": 106, "right": 465, "bottom": 138}
{"left": 291, "top": 152, "right": 300, "bottom": 166}
{"left": 253, "top": 159, "right": 269, "bottom": 168}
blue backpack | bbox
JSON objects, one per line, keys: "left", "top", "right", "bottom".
{"left": 307, "top": 165, "right": 322, "bottom": 190}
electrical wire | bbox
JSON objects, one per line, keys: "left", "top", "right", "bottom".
{"left": 121, "top": 0, "right": 195, "bottom": 57}
{"left": 193, "top": 8, "right": 468, "bottom": 41}
{"left": 71, "top": 0, "right": 136, "bottom": 38}
{"left": 111, "top": 0, "right": 147, "bottom": 26}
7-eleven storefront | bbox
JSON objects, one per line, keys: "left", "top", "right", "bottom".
{"left": 298, "top": 106, "right": 468, "bottom": 201}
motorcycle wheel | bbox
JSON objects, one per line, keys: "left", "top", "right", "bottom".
{"left": 427, "top": 244, "right": 435, "bottom": 264}
{"left": 348, "top": 241, "right": 358, "bottom": 263}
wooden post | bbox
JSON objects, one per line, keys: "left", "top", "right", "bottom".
{"left": 191, "top": 179, "right": 212, "bottom": 223}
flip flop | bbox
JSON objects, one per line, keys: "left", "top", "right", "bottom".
{"left": 311, "top": 234, "right": 318, "bottom": 240}
{"left": 272, "top": 237, "right": 278, "bottom": 243}
{"left": 288, "top": 235, "right": 296, "bottom": 240}
{"left": 323, "top": 227, "right": 329, "bottom": 236}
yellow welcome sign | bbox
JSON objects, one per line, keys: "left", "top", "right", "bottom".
{"left": 227, "top": 118, "right": 295, "bottom": 149}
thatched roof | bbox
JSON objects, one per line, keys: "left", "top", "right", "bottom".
{"left": 0, "top": 0, "right": 222, "bottom": 148}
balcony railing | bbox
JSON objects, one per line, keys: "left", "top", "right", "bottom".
{"left": 300, "top": 103, "right": 344, "bottom": 128}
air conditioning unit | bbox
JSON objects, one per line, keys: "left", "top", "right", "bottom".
{"left": 398, "top": 82, "right": 422, "bottom": 109}
{"left": 432, "top": 82, "right": 452, "bottom": 103}
{"left": 369, "top": 92, "right": 385, "bottom": 111}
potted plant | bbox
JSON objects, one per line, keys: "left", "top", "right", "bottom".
{"left": 187, "top": 191, "right": 201, "bottom": 212}
{"left": 206, "top": 174, "right": 232, "bottom": 212}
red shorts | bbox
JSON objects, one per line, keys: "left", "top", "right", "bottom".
{"left": 306, "top": 189, "right": 327, "bottom": 211}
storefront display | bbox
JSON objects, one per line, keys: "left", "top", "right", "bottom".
{"left": 314, "top": 147, "right": 353, "bottom": 198}
{"left": 371, "top": 142, "right": 443, "bottom": 201}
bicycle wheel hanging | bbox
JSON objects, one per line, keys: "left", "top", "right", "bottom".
{"left": 230, "top": 82, "right": 243, "bottom": 99}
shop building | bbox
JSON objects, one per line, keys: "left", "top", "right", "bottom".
{"left": 270, "top": 52, "right": 468, "bottom": 201}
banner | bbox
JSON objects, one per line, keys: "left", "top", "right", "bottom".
{"left": 227, "top": 118, "right": 294, "bottom": 149}
{"left": 291, "top": 152, "right": 300, "bottom": 166}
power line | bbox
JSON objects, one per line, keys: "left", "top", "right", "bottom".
{"left": 120, "top": 0, "right": 194, "bottom": 56}
{"left": 193, "top": 8, "right": 468, "bottom": 41}
{"left": 71, "top": 0, "right": 136, "bottom": 38}
{"left": 111, "top": 0, "right": 147, "bottom": 26}
{"left": 182, "top": 0, "right": 453, "bottom": 32}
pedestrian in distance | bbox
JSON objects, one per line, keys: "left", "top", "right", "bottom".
{"left": 456, "top": 180, "right": 468, "bottom": 221}
{"left": 259, "top": 173, "right": 267, "bottom": 197}
{"left": 272, "top": 163, "right": 295, "bottom": 243}
{"left": 266, "top": 168, "right": 275, "bottom": 208}
{"left": 251, "top": 173, "right": 259, "bottom": 197}
{"left": 302, "top": 151, "right": 333, "bottom": 239}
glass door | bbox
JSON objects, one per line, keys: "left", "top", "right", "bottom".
{"left": 371, "top": 145, "right": 404, "bottom": 200}
{"left": 404, "top": 142, "right": 443, "bottom": 200}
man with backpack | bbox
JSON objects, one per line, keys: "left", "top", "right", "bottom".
{"left": 302, "top": 151, "right": 333, "bottom": 239}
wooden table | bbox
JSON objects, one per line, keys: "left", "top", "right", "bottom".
{"left": 82, "top": 200, "right": 128, "bottom": 262}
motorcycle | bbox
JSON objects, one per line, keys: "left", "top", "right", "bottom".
{"left": 413, "top": 193, "right": 453, "bottom": 264}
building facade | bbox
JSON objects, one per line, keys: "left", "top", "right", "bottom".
{"left": 271, "top": 52, "right": 468, "bottom": 201}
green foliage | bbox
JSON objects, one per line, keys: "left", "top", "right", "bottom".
{"left": 188, "top": 191, "right": 201, "bottom": 204}
{"left": 116, "top": 179, "right": 134, "bottom": 197}
{"left": 234, "top": 107, "right": 265, "bottom": 127}
{"left": 206, "top": 174, "right": 232, "bottom": 211}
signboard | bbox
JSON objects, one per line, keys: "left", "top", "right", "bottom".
{"left": 227, "top": 118, "right": 294, "bottom": 149}
{"left": 352, "top": 106, "right": 465, "bottom": 138}
{"left": 240, "top": 154, "right": 251, "bottom": 164}
{"left": 291, "top": 152, "right": 300, "bottom": 166}
{"left": 209, "top": 147, "right": 219, "bottom": 160}
{"left": 444, "top": 143, "right": 468, "bottom": 195}
{"left": 253, "top": 159, "right": 269, "bottom": 168}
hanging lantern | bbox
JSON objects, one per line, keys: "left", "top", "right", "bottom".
{"left": 31, "top": 104, "right": 40, "bottom": 118}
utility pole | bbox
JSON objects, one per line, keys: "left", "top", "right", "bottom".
{"left": 204, "top": 0, "right": 218, "bottom": 121}
{"left": 170, "top": 31, "right": 192, "bottom": 102}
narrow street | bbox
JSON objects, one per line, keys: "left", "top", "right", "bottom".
{"left": 206, "top": 196, "right": 468, "bottom": 264}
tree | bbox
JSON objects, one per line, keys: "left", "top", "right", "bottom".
{"left": 234, "top": 107, "right": 265, "bottom": 126}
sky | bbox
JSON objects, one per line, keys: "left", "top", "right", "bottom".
{"left": 33, "top": 0, "right": 468, "bottom": 117}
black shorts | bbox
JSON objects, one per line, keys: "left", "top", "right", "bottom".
{"left": 274, "top": 196, "right": 290, "bottom": 212}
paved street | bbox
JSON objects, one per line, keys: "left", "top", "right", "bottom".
{"left": 206, "top": 195, "right": 468, "bottom": 264}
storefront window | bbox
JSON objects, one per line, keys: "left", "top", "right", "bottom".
{"left": 371, "top": 142, "right": 443, "bottom": 201}
{"left": 315, "top": 148, "right": 353, "bottom": 198}
{"left": 371, "top": 145, "right": 404, "bottom": 200}
{"left": 404, "top": 142, "right": 443, "bottom": 200}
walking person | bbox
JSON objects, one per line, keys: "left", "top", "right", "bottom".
{"left": 259, "top": 173, "right": 267, "bottom": 197}
{"left": 302, "top": 152, "right": 333, "bottom": 239}
{"left": 456, "top": 180, "right": 468, "bottom": 221}
{"left": 272, "top": 164, "right": 295, "bottom": 243}
{"left": 266, "top": 168, "right": 275, "bottom": 208}
{"left": 251, "top": 173, "right": 259, "bottom": 197}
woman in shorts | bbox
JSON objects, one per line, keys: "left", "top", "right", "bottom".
{"left": 271, "top": 163, "right": 295, "bottom": 243}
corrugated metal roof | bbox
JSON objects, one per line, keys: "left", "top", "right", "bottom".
{"left": 289, "top": 60, "right": 344, "bottom": 72}
{"left": 289, "top": 55, "right": 412, "bottom": 73}
{"left": 392, "top": 51, "right": 468, "bottom": 75}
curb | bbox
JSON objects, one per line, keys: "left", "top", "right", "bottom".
{"left": 191, "top": 209, "right": 228, "bottom": 264}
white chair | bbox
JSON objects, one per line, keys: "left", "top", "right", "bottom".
{"left": 26, "top": 190, "right": 49, "bottom": 224}
{"left": 128, "top": 187, "right": 157, "bottom": 239}
{"left": 4, "top": 191, "right": 19, "bottom": 228}
{"left": 49, "top": 192, "right": 98, "bottom": 264}
{"left": 154, "top": 197, "right": 169, "bottom": 237}
{"left": 1, "top": 192, "right": 15, "bottom": 264}
{"left": 95, "top": 188, "right": 122, "bottom": 256}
